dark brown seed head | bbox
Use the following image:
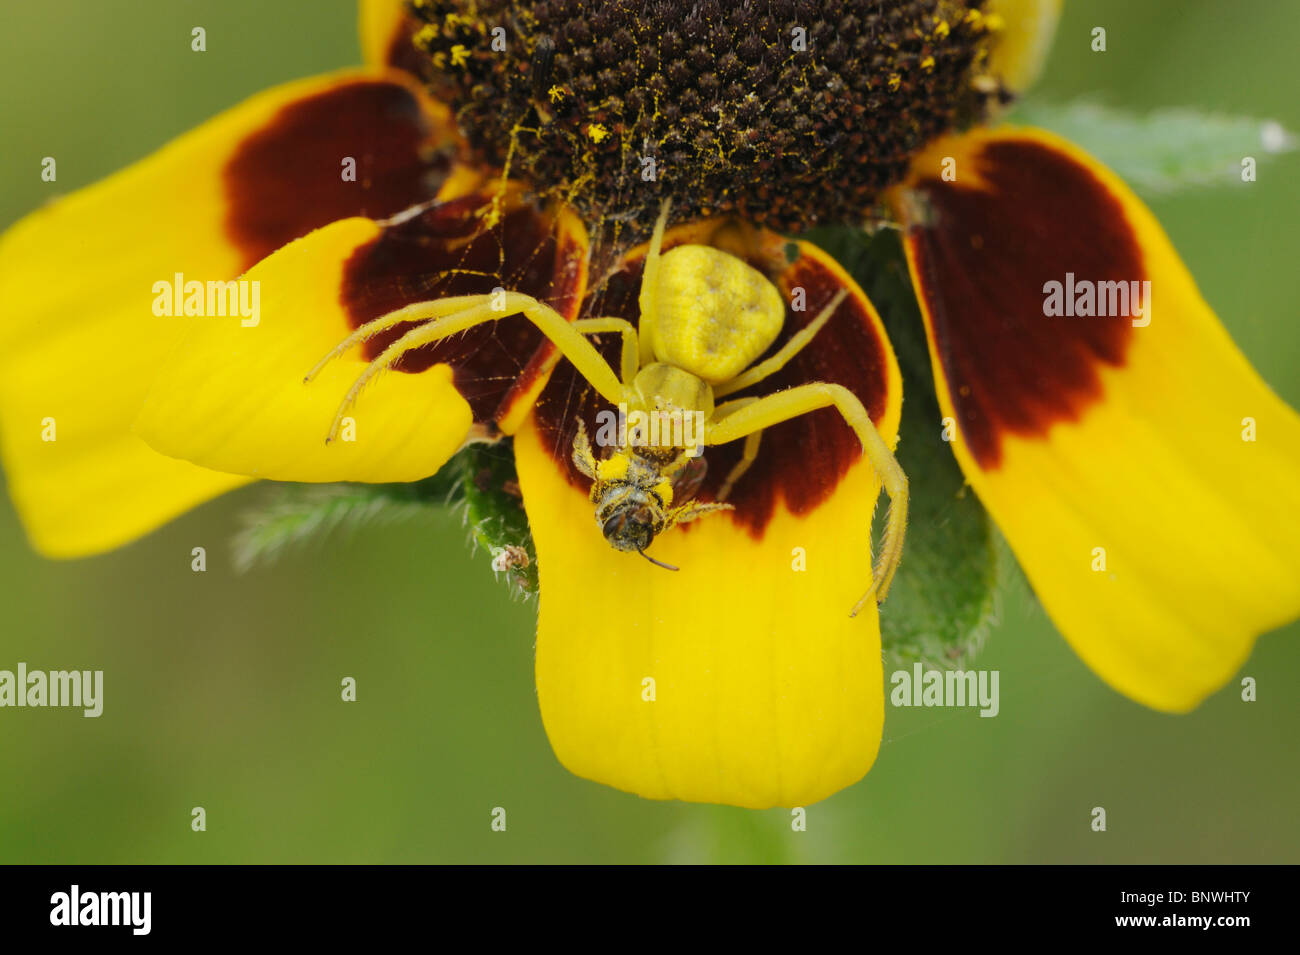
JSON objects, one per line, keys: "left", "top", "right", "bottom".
{"left": 406, "top": 0, "right": 998, "bottom": 237}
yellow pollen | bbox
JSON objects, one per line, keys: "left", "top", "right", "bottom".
{"left": 921, "top": 55, "right": 936, "bottom": 72}
{"left": 548, "top": 84, "right": 567, "bottom": 103}
{"left": 888, "top": 73, "right": 902, "bottom": 91}
{"left": 413, "top": 24, "right": 439, "bottom": 47}
{"left": 587, "top": 123, "right": 610, "bottom": 144}
{"left": 450, "top": 43, "right": 471, "bottom": 67}
{"left": 934, "top": 20, "right": 950, "bottom": 40}
{"left": 596, "top": 455, "right": 630, "bottom": 482}
{"left": 653, "top": 480, "right": 674, "bottom": 506}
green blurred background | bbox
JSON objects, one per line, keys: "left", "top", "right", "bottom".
{"left": 1, "top": 0, "right": 1297, "bottom": 863}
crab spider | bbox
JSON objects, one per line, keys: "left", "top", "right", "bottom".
{"left": 304, "top": 202, "right": 909, "bottom": 611}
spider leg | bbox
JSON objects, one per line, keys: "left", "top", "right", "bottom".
{"left": 705, "top": 382, "right": 908, "bottom": 610}
{"left": 636, "top": 198, "right": 673, "bottom": 366}
{"left": 303, "top": 294, "right": 489, "bottom": 384}
{"left": 709, "top": 396, "right": 761, "bottom": 502}
{"left": 314, "top": 292, "right": 627, "bottom": 443}
{"left": 573, "top": 316, "right": 639, "bottom": 385}
{"left": 713, "top": 289, "right": 847, "bottom": 398}
{"left": 716, "top": 430, "right": 762, "bottom": 503}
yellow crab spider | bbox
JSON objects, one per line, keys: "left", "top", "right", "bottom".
{"left": 305, "top": 202, "right": 909, "bottom": 610}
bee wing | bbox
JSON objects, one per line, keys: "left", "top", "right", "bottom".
{"left": 669, "top": 455, "right": 709, "bottom": 501}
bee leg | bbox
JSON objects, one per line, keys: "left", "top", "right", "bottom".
{"left": 571, "top": 419, "right": 599, "bottom": 479}
{"left": 663, "top": 499, "right": 733, "bottom": 531}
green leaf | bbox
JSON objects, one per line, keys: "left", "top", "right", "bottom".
{"left": 803, "top": 226, "right": 999, "bottom": 670}
{"left": 458, "top": 441, "right": 539, "bottom": 595}
{"left": 231, "top": 482, "right": 445, "bottom": 574}
{"left": 1008, "top": 100, "right": 1295, "bottom": 194}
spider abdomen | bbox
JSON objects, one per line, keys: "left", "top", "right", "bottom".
{"left": 649, "top": 245, "right": 785, "bottom": 385}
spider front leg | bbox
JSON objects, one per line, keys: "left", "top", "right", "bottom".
{"left": 704, "top": 382, "right": 909, "bottom": 612}
{"left": 572, "top": 317, "right": 640, "bottom": 386}
{"left": 305, "top": 293, "right": 629, "bottom": 443}
{"left": 302, "top": 295, "right": 487, "bottom": 384}
{"left": 713, "top": 289, "right": 847, "bottom": 398}
{"left": 707, "top": 289, "right": 850, "bottom": 498}
{"left": 636, "top": 198, "right": 673, "bottom": 366}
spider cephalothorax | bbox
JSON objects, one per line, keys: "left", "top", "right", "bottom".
{"left": 305, "top": 201, "right": 909, "bottom": 612}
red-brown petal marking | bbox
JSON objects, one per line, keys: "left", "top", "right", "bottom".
{"left": 341, "top": 190, "right": 588, "bottom": 427}
{"left": 899, "top": 138, "right": 1144, "bottom": 469}
{"left": 531, "top": 221, "right": 893, "bottom": 537}
{"left": 225, "top": 78, "right": 452, "bottom": 269}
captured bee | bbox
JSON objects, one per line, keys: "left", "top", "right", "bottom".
{"left": 571, "top": 417, "right": 728, "bottom": 570}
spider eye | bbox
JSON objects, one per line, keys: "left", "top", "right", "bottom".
{"left": 601, "top": 507, "right": 655, "bottom": 553}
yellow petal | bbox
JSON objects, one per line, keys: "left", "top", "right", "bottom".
{"left": 520, "top": 222, "right": 902, "bottom": 807}
{"left": 519, "top": 418, "right": 887, "bottom": 809}
{"left": 983, "top": 0, "right": 1063, "bottom": 95}
{"left": 135, "top": 190, "right": 590, "bottom": 482}
{"left": 893, "top": 125, "right": 1300, "bottom": 712}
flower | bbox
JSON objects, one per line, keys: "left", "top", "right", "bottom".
{"left": 1, "top": 0, "right": 1297, "bottom": 810}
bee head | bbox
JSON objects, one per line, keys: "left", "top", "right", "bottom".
{"left": 600, "top": 498, "right": 657, "bottom": 553}
{"left": 590, "top": 453, "right": 680, "bottom": 570}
